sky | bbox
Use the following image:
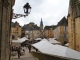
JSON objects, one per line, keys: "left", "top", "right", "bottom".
{"left": 12, "top": 0, "right": 69, "bottom": 27}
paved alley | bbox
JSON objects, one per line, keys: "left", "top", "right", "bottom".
{"left": 11, "top": 47, "right": 38, "bottom": 60}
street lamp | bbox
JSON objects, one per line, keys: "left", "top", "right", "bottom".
{"left": 13, "top": 2, "right": 31, "bottom": 19}
{"left": 23, "top": 2, "right": 31, "bottom": 15}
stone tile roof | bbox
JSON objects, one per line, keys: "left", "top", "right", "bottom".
{"left": 53, "top": 17, "right": 68, "bottom": 29}
{"left": 11, "top": 21, "right": 21, "bottom": 27}
{"left": 22, "top": 24, "right": 40, "bottom": 31}
{"left": 44, "top": 25, "right": 56, "bottom": 30}
{"left": 57, "top": 17, "right": 68, "bottom": 26}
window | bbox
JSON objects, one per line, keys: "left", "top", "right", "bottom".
{"left": 64, "top": 26, "right": 68, "bottom": 31}
{"left": 66, "top": 34, "right": 68, "bottom": 38}
{"left": 17, "top": 27, "right": 18, "bottom": 31}
{"left": 58, "top": 27, "right": 60, "bottom": 32}
{"left": 16, "top": 32, "right": 18, "bottom": 35}
{"left": 63, "top": 34, "right": 66, "bottom": 38}
{"left": 63, "top": 34, "right": 68, "bottom": 38}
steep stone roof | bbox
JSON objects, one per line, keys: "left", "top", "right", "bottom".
{"left": 44, "top": 25, "right": 56, "bottom": 30}
{"left": 53, "top": 17, "right": 68, "bottom": 29}
{"left": 11, "top": 21, "right": 21, "bottom": 27}
{"left": 22, "top": 23, "right": 40, "bottom": 31}
{"left": 57, "top": 17, "right": 68, "bottom": 26}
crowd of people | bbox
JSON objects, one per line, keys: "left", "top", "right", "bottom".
{"left": 11, "top": 46, "right": 25, "bottom": 58}
{"left": 11, "top": 45, "right": 38, "bottom": 58}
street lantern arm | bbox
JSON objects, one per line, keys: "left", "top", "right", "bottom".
{"left": 12, "top": 2, "right": 31, "bottom": 19}
{"left": 13, "top": 13, "right": 28, "bottom": 19}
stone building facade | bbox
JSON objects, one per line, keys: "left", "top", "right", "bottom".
{"left": 68, "top": 0, "right": 80, "bottom": 51}
{"left": 22, "top": 18, "right": 44, "bottom": 40}
{"left": 11, "top": 21, "right": 22, "bottom": 40}
{"left": 23, "top": 22, "right": 40, "bottom": 40}
{"left": 54, "top": 17, "right": 68, "bottom": 45}
{"left": 0, "top": 0, "right": 15, "bottom": 60}
{"left": 44, "top": 26, "right": 56, "bottom": 38}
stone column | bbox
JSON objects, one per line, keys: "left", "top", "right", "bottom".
{"left": 0, "top": 0, "right": 15, "bottom": 60}
{"left": 0, "top": 1, "right": 10, "bottom": 60}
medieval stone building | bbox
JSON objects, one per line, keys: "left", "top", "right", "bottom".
{"left": 0, "top": 0, "right": 15, "bottom": 60}
{"left": 11, "top": 21, "right": 22, "bottom": 40}
{"left": 22, "top": 22, "right": 40, "bottom": 40}
{"left": 22, "top": 18, "right": 44, "bottom": 40}
{"left": 68, "top": 0, "right": 80, "bottom": 51}
{"left": 54, "top": 17, "right": 68, "bottom": 45}
{"left": 44, "top": 26, "right": 56, "bottom": 38}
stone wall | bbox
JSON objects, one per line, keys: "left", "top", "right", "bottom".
{"left": 68, "top": 0, "right": 80, "bottom": 51}
{"left": 0, "top": 0, "right": 15, "bottom": 60}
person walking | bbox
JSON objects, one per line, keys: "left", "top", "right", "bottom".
{"left": 28, "top": 44, "right": 31, "bottom": 53}
{"left": 17, "top": 47, "right": 21, "bottom": 58}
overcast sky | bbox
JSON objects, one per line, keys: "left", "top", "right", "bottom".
{"left": 12, "top": 0, "right": 69, "bottom": 27}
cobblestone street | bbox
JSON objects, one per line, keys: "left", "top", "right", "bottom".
{"left": 11, "top": 47, "right": 38, "bottom": 60}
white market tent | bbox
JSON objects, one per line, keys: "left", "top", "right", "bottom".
{"left": 35, "top": 38, "right": 42, "bottom": 40}
{"left": 65, "top": 43, "right": 69, "bottom": 47}
{"left": 49, "top": 38, "right": 57, "bottom": 40}
{"left": 12, "top": 37, "right": 28, "bottom": 46}
{"left": 48, "top": 38, "right": 61, "bottom": 45}
{"left": 32, "top": 39, "right": 80, "bottom": 60}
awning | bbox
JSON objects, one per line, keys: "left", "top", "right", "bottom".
{"left": 12, "top": 37, "right": 28, "bottom": 43}
{"left": 35, "top": 38, "right": 42, "bottom": 40}
{"left": 48, "top": 38, "right": 61, "bottom": 44}
{"left": 32, "top": 39, "right": 80, "bottom": 60}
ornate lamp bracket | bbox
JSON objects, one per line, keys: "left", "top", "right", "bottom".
{"left": 13, "top": 13, "right": 28, "bottom": 19}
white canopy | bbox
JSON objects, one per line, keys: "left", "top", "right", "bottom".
{"left": 48, "top": 38, "right": 61, "bottom": 44}
{"left": 49, "top": 38, "right": 57, "bottom": 40}
{"left": 65, "top": 43, "right": 69, "bottom": 47}
{"left": 12, "top": 37, "right": 28, "bottom": 43}
{"left": 32, "top": 40, "right": 80, "bottom": 60}
{"left": 35, "top": 38, "right": 42, "bottom": 40}
{"left": 21, "top": 37, "right": 28, "bottom": 40}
